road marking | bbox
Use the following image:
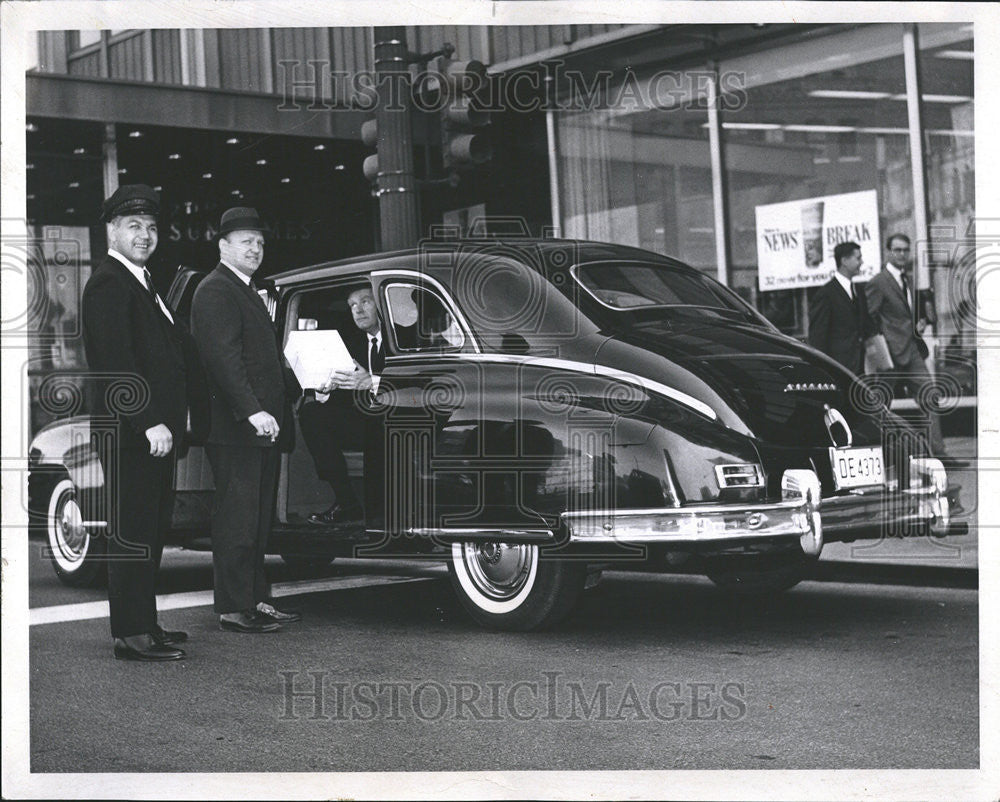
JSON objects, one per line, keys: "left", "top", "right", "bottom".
{"left": 29, "top": 572, "right": 443, "bottom": 627}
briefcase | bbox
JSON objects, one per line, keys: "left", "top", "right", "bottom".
{"left": 864, "top": 334, "right": 894, "bottom": 373}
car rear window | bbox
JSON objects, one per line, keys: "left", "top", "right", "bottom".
{"left": 574, "top": 262, "right": 744, "bottom": 313}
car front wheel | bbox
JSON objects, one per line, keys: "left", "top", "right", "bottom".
{"left": 447, "top": 541, "right": 586, "bottom": 631}
{"left": 40, "top": 476, "right": 107, "bottom": 587}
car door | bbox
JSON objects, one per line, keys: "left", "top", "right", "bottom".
{"left": 369, "top": 271, "right": 557, "bottom": 545}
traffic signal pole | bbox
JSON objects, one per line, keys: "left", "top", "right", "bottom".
{"left": 373, "top": 27, "right": 420, "bottom": 250}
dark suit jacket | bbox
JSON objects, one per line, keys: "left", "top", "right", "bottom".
{"left": 865, "top": 268, "right": 928, "bottom": 366}
{"left": 808, "top": 277, "right": 872, "bottom": 375}
{"left": 190, "top": 263, "right": 297, "bottom": 449}
{"left": 82, "top": 254, "right": 192, "bottom": 449}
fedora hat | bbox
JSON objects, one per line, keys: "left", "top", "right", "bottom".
{"left": 217, "top": 207, "right": 270, "bottom": 238}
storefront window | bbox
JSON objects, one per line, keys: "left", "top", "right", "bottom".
{"left": 719, "top": 26, "right": 912, "bottom": 335}
{"left": 919, "top": 22, "right": 975, "bottom": 396}
{"left": 555, "top": 75, "right": 716, "bottom": 273}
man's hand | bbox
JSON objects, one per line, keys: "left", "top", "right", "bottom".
{"left": 145, "top": 424, "right": 174, "bottom": 458}
{"left": 248, "top": 410, "right": 280, "bottom": 442}
{"left": 916, "top": 318, "right": 928, "bottom": 335}
{"left": 327, "top": 361, "right": 372, "bottom": 391}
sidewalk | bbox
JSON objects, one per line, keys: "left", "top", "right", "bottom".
{"left": 819, "top": 435, "right": 978, "bottom": 570}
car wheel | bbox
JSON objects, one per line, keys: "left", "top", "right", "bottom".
{"left": 38, "top": 476, "right": 107, "bottom": 587}
{"left": 448, "top": 541, "right": 586, "bottom": 631}
{"left": 704, "top": 552, "right": 813, "bottom": 596}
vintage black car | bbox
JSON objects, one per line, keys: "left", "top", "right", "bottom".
{"left": 28, "top": 237, "right": 962, "bottom": 630}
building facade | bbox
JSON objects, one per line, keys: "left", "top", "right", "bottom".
{"left": 26, "top": 23, "right": 975, "bottom": 431}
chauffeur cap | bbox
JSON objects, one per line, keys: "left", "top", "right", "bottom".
{"left": 218, "top": 206, "right": 271, "bottom": 238}
{"left": 100, "top": 183, "right": 161, "bottom": 223}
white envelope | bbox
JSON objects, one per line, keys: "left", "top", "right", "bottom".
{"left": 283, "top": 330, "right": 356, "bottom": 389}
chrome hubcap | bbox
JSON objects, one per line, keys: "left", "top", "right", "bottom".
{"left": 54, "top": 493, "right": 88, "bottom": 562}
{"left": 461, "top": 542, "right": 535, "bottom": 601}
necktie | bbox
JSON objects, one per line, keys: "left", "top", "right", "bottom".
{"left": 142, "top": 267, "right": 159, "bottom": 305}
{"left": 900, "top": 272, "right": 912, "bottom": 313}
{"left": 369, "top": 335, "right": 384, "bottom": 375}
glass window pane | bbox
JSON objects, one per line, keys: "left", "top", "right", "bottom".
{"left": 719, "top": 26, "right": 911, "bottom": 335}
{"left": 76, "top": 30, "right": 101, "bottom": 48}
{"left": 920, "top": 22, "right": 976, "bottom": 396}
{"left": 555, "top": 73, "right": 716, "bottom": 274}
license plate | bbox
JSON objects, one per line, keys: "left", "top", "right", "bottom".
{"left": 829, "top": 446, "right": 885, "bottom": 490}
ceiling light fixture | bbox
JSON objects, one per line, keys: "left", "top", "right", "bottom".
{"left": 118, "top": 167, "right": 128, "bottom": 174}
{"left": 73, "top": 147, "right": 86, "bottom": 154}
{"left": 313, "top": 144, "right": 326, "bottom": 151}
{"left": 280, "top": 177, "right": 291, "bottom": 183}
{"left": 784, "top": 124, "right": 857, "bottom": 133}
{"left": 226, "top": 137, "right": 239, "bottom": 144}
{"left": 334, "top": 164, "right": 345, "bottom": 170}
{"left": 807, "top": 90, "right": 891, "bottom": 100}
{"left": 256, "top": 159, "right": 267, "bottom": 165}
{"left": 168, "top": 153, "right": 181, "bottom": 160}
{"left": 202, "top": 172, "right": 213, "bottom": 178}
{"left": 129, "top": 130, "right": 143, "bottom": 138}
{"left": 935, "top": 50, "right": 973, "bottom": 60}
{"left": 69, "top": 181, "right": 80, "bottom": 188}
{"left": 26, "top": 122, "right": 38, "bottom": 132}
{"left": 153, "top": 186, "right": 162, "bottom": 191}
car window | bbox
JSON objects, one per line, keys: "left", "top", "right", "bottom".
{"left": 574, "top": 262, "right": 747, "bottom": 314}
{"left": 383, "top": 283, "right": 465, "bottom": 352}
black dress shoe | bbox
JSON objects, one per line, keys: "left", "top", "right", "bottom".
{"left": 114, "top": 634, "right": 186, "bottom": 662}
{"left": 219, "top": 610, "right": 281, "bottom": 633}
{"left": 308, "top": 502, "right": 363, "bottom": 526}
{"left": 151, "top": 623, "right": 188, "bottom": 645}
{"left": 256, "top": 601, "right": 302, "bottom": 623}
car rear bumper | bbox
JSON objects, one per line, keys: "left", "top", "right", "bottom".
{"left": 562, "top": 467, "right": 955, "bottom": 555}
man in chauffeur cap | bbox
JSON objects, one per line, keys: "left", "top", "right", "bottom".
{"left": 81, "top": 183, "right": 199, "bottom": 661}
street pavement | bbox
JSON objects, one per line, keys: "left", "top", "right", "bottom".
{"left": 25, "top": 552, "right": 978, "bottom": 773}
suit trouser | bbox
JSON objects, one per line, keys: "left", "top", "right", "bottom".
{"left": 885, "top": 352, "right": 946, "bottom": 456}
{"left": 298, "top": 395, "right": 365, "bottom": 507}
{"left": 96, "top": 439, "right": 174, "bottom": 638}
{"left": 205, "top": 444, "right": 280, "bottom": 614}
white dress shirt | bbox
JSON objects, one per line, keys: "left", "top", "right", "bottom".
{"left": 108, "top": 249, "right": 174, "bottom": 323}
{"left": 833, "top": 270, "right": 855, "bottom": 300}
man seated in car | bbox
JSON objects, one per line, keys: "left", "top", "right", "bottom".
{"left": 298, "top": 286, "right": 383, "bottom": 525}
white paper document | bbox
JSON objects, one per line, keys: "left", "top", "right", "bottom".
{"left": 283, "top": 330, "right": 356, "bottom": 389}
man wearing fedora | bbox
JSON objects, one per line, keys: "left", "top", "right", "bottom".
{"left": 190, "top": 207, "right": 302, "bottom": 633}
{"left": 82, "top": 184, "right": 201, "bottom": 661}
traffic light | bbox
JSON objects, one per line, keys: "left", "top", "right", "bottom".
{"left": 361, "top": 118, "right": 379, "bottom": 184}
{"left": 438, "top": 57, "right": 492, "bottom": 174}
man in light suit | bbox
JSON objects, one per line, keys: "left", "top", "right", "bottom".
{"left": 808, "top": 240, "right": 873, "bottom": 375}
{"left": 866, "top": 232, "right": 946, "bottom": 458}
{"left": 190, "top": 207, "right": 302, "bottom": 633}
{"left": 82, "top": 184, "right": 201, "bottom": 661}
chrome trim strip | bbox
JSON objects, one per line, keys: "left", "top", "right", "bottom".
{"left": 406, "top": 528, "right": 554, "bottom": 541}
{"left": 449, "top": 353, "right": 718, "bottom": 421}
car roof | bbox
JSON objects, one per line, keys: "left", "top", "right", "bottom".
{"left": 268, "top": 238, "right": 696, "bottom": 287}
